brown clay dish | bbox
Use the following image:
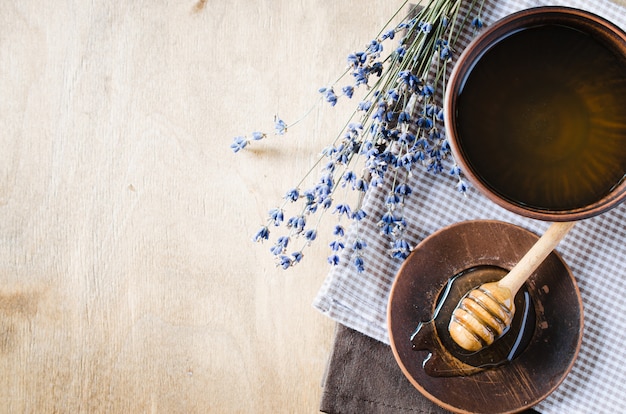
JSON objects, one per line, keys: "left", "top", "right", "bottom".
{"left": 445, "top": 6, "right": 626, "bottom": 221}
{"left": 387, "top": 220, "right": 583, "bottom": 414}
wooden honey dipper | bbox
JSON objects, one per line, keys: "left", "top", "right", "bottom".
{"left": 449, "top": 221, "right": 575, "bottom": 352}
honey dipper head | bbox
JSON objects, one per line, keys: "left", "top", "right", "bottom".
{"left": 448, "top": 282, "right": 515, "bottom": 352}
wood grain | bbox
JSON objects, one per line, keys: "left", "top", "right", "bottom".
{"left": 0, "top": 0, "right": 406, "bottom": 412}
{"left": 2, "top": 1, "right": 624, "bottom": 413}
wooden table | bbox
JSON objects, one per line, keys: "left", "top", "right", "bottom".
{"left": 3, "top": 1, "right": 625, "bottom": 412}
{"left": 0, "top": 0, "right": 407, "bottom": 412}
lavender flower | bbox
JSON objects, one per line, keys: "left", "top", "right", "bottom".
{"left": 287, "top": 215, "right": 306, "bottom": 233}
{"left": 270, "top": 236, "right": 289, "bottom": 256}
{"left": 329, "top": 240, "right": 345, "bottom": 251}
{"left": 251, "top": 131, "right": 265, "bottom": 141}
{"left": 381, "top": 29, "right": 395, "bottom": 41}
{"left": 269, "top": 208, "right": 284, "bottom": 226}
{"left": 456, "top": 179, "right": 468, "bottom": 193}
{"left": 391, "top": 239, "right": 412, "bottom": 260}
{"left": 353, "top": 239, "right": 367, "bottom": 251}
{"left": 320, "top": 87, "right": 338, "bottom": 106}
{"left": 234, "top": 0, "right": 486, "bottom": 271}
{"left": 333, "top": 225, "right": 345, "bottom": 237}
{"left": 333, "top": 203, "right": 352, "bottom": 218}
{"left": 347, "top": 52, "right": 367, "bottom": 68}
{"left": 253, "top": 226, "right": 270, "bottom": 242}
{"left": 304, "top": 229, "right": 317, "bottom": 242}
{"left": 284, "top": 188, "right": 300, "bottom": 202}
{"left": 352, "top": 209, "right": 367, "bottom": 221}
{"left": 277, "top": 255, "right": 292, "bottom": 269}
{"left": 292, "top": 251, "right": 303, "bottom": 263}
{"left": 395, "top": 184, "right": 412, "bottom": 197}
{"left": 353, "top": 256, "right": 365, "bottom": 273}
{"left": 472, "top": 16, "right": 484, "bottom": 29}
{"left": 230, "top": 136, "right": 247, "bottom": 153}
{"left": 274, "top": 117, "right": 287, "bottom": 135}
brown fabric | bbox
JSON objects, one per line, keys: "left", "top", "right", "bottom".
{"left": 320, "top": 324, "right": 541, "bottom": 414}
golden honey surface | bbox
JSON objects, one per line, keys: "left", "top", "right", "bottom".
{"left": 456, "top": 24, "right": 626, "bottom": 211}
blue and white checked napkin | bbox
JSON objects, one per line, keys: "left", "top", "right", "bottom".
{"left": 314, "top": 0, "right": 626, "bottom": 412}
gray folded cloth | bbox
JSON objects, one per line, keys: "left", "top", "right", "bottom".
{"left": 320, "top": 323, "right": 541, "bottom": 414}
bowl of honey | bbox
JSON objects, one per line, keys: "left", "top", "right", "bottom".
{"left": 445, "top": 6, "right": 626, "bottom": 221}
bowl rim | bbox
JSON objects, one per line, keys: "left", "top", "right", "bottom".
{"left": 444, "top": 6, "right": 626, "bottom": 222}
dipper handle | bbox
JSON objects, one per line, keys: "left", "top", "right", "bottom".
{"left": 497, "top": 221, "right": 575, "bottom": 295}
{"left": 449, "top": 221, "right": 575, "bottom": 352}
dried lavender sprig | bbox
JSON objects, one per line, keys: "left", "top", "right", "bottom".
{"left": 236, "top": 0, "right": 483, "bottom": 271}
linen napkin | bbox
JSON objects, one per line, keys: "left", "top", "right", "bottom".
{"left": 313, "top": 0, "right": 626, "bottom": 413}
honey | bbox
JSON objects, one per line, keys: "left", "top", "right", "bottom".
{"left": 411, "top": 266, "right": 535, "bottom": 377}
{"left": 454, "top": 24, "right": 626, "bottom": 211}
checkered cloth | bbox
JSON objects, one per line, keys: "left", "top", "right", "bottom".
{"left": 313, "top": 0, "right": 626, "bottom": 413}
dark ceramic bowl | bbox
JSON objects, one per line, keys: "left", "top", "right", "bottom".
{"left": 445, "top": 7, "right": 626, "bottom": 221}
{"left": 388, "top": 220, "right": 583, "bottom": 414}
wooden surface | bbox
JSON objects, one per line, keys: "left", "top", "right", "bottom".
{"left": 0, "top": 0, "right": 407, "bottom": 412}
{"left": 3, "top": 1, "right": 625, "bottom": 413}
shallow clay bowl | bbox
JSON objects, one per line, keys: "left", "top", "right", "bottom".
{"left": 388, "top": 220, "right": 583, "bottom": 414}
